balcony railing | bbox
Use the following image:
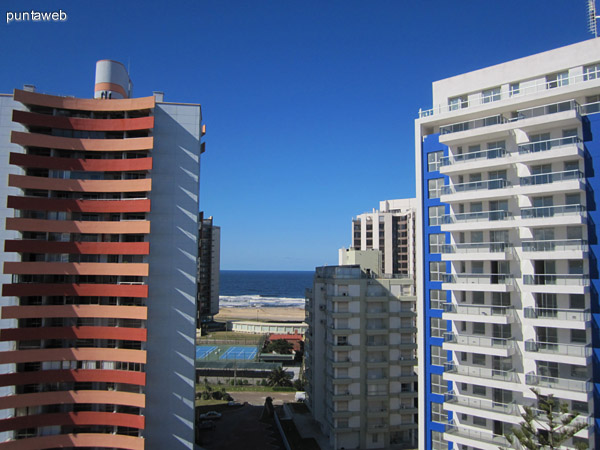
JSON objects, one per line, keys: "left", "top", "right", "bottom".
{"left": 441, "top": 178, "right": 509, "bottom": 195}
{"left": 445, "top": 420, "right": 510, "bottom": 446}
{"left": 444, "top": 333, "right": 514, "bottom": 350}
{"left": 519, "top": 169, "right": 584, "bottom": 186}
{"left": 444, "top": 303, "right": 515, "bottom": 318}
{"left": 443, "top": 273, "right": 513, "bottom": 285}
{"left": 524, "top": 339, "right": 591, "bottom": 358}
{"left": 442, "top": 210, "right": 512, "bottom": 224}
{"left": 523, "top": 307, "right": 590, "bottom": 322}
{"left": 439, "top": 114, "right": 507, "bottom": 135}
{"left": 517, "top": 136, "right": 582, "bottom": 154}
{"left": 444, "top": 390, "right": 519, "bottom": 415}
{"left": 440, "top": 147, "right": 506, "bottom": 167}
{"left": 522, "top": 239, "right": 588, "bottom": 252}
{"left": 522, "top": 274, "right": 589, "bottom": 286}
{"left": 520, "top": 204, "right": 586, "bottom": 219}
{"left": 582, "top": 100, "right": 600, "bottom": 115}
{"left": 444, "top": 361, "right": 518, "bottom": 383}
{"left": 441, "top": 242, "right": 510, "bottom": 254}
{"left": 510, "top": 99, "right": 580, "bottom": 122}
{"left": 526, "top": 372, "right": 592, "bottom": 393}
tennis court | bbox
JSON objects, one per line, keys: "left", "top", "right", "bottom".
{"left": 219, "top": 346, "right": 257, "bottom": 360}
{"left": 196, "top": 345, "right": 217, "bottom": 359}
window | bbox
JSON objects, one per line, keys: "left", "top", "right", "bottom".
{"left": 428, "top": 178, "right": 444, "bottom": 199}
{"left": 570, "top": 294, "right": 585, "bottom": 309}
{"left": 571, "top": 329, "right": 586, "bottom": 344}
{"left": 430, "top": 290, "right": 447, "bottom": 310}
{"left": 473, "top": 416, "right": 487, "bottom": 427}
{"left": 429, "top": 261, "right": 446, "bottom": 282}
{"left": 570, "top": 364, "right": 588, "bottom": 379}
{"left": 431, "top": 402, "right": 447, "bottom": 424}
{"left": 547, "top": 71, "right": 569, "bottom": 89}
{"left": 429, "top": 234, "right": 446, "bottom": 254}
{"left": 431, "top": 430, "right": 447, "bottom": 450}
{"left": 472, "top": 353, "right": 486, "bottom": 366}
{"left": 431, "top": 374, "right": 447, "bottom": 395}
{"left": 584, "top": 63, "right": 600, "bottom": 81}
{"left": 428, "top": 151, "right": 444, "bottom": 172}
{"left": 448, "top": 95, "right": 468, "bottom": 111}
{"left": 471, "top": 261, "right": 484, "bottom": 274}
{"left": 509, "top": 82, "right": 520, "bottom": 97}
{"left": 472, "top": 322, "right": 486, "bottom": 335}
{"left": 568, "top": 260, "right": 583, "bottom": 275}
{"left": 472, "top": 291, "right": 485, "bottom": 304}
{"left": 482, "top": 87, "right": 500, "bottom": 103}
{"left": 472, "top": 385, "right": 486, "bottom": 396}
{"left": 430, "top": 345, "right": 446, "bottom": 366}
{"left": 429, "top": 205, "right": 445, "bottom": 226}
{"left": 430, "top": 318, "right": 447, "bottom": 338}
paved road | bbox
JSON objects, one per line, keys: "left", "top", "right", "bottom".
{"left": 229, "top": 391, "right": 296, "bottom": 406}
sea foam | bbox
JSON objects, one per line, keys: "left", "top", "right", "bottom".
{"left": 219, "top": 295, "right": 306, "bottom": 309}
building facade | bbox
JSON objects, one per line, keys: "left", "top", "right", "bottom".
{"left": 416, "top": 38, "right": 600, "bottom": 450}
{"left": 350, "top": 199, "right": 416, "bottom": 277}
{"left": 305, "top": 260, "right": 418, "bottom": 450}
{"left": 0, "top": 60, "right": 204, "bottom": 449}
{"left": 197, "top": 212, "right": 220, "bottom": 327}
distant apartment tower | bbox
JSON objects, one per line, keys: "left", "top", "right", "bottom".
{"left": 197, "top": 211, "right": 220, "bottom": 326}
{"left": 416, "top": 39, "right": 600, "bottom": 450}
{"left": 0, "top": 60, "right": 204, "bottom": 448}
{"left": 305, "top": 253, "right": 418, "bottom": 450}
{"left": 350, "top": 198, "right": 416, "bottom": 276}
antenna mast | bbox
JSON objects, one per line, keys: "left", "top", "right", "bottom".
{"left": 589, "top": 0, "right": 599, "bottom": 37}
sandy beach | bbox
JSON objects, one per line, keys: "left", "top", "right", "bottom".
{"left": 215, "top": 307, "right": 306, "bottom": 323}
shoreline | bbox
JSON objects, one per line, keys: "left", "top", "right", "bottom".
{"left": 214, "top": 306, "right": 306, "bottom": 323}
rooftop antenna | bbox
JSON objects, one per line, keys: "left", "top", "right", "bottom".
{"left": 589, "top": 0, "right": 599, "bottom": 37}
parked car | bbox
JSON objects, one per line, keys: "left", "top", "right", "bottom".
{"left": 199, "top": 411, "right": 222, "bottom": 420}
{"left": 227, "top": 401, "right": 241, "bottom": 406}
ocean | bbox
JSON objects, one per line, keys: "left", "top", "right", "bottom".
{"left": 219, "top": 270, "right": 313, "bottom": 308}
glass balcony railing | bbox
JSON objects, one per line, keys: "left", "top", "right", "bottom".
{"left": 518, "top": 136, "right": 582, "bottom": 154}
{"left": 523, "top": 307, "right": 590, "bottom": 322}
{"left": 444, "top": 362, "right": 518, "bottom": 383}
{"left": 440, "top": 147, "right": 506, "bottom": 166}
{"left": 582, "top": 100, "right": 600, "bottom": 114}
{"left": 445, "top": 420, "right": 510, "bottom": 446}
{"left": 524, "top": 340, "right": 591, "bottom": 358}
{"left": 520, "top": 204, "right": 586, "bottom": 219}
{"left": 444, "top": 333, "right": 514, "bottom": 350}
{"left": 443, "top": 273, "right": 513, "bottom": 285}
{"left": 444, "top": 390, "right": 519, "bottom": 415}
{"left": 441, "top": 178, "right": 509, "bottom": 195}
{"left": 439, "top": 114, "right": 508, "bottom": 135}
{"left": 522, "top": 274, "right": 590, "bottom": 286}
{"left": 526, "top": 372, "right": 592, "bottom": 393}
{"left": 442, "top": 210, "right": 512, "bottom": 224}
{"left": 441, "top": 242, "right": 511, "bottom": 254}
{"left": 511, "top": 99, "right": 580, "bottom": 122}
{"left": 522, "top": 239, "right": 588, "bottom": 252}
{"left": 519, "top": 169, "right": 584, "bottom": 186}
{"left": 444, "top": 303, "right": 515, "bottom": 318}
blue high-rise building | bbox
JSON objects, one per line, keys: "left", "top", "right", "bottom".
{"left": 416, "top": 38, "right": 600, "bottom": 450}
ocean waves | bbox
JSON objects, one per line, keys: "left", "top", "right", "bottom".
{"left": 219, "top": 295, "right": 306, "bottom": 309}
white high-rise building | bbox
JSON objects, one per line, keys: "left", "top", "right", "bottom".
{"left": 416, "top": 38, "right": 600, "bottom": 450}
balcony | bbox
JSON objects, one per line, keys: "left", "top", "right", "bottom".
{"left": 439, "top": 114, "right": 508, "bottom": 135}
{"left": 441, "top": 210, "right": 512, "bottom": 231}
{"left": 443, "top": 303, "right": 515, "bottom": 325}
{"left": 443, "top": 333, "right": 515, "bottom": 357}
{"left": 523, "top": 307, "right": 590, "bottom": 330}
{"left": 522, "top": 274, "right": 589, "bottom": 294}
{"left": 441, "top": 178, "right": 509, "bottom": 196}
{"left": 444, "top": 420, "right": 510, "bottom": 450}
{"left": 444, "top": 362, "right": 519, "bottom": 384}
{"left": 441, "top": 242, "right": 512, "bottom": 261}
{"left": 517, "top": 136, "right": 583, "bottom": 163}
{"left": 524, "top": 340, "right": 591, "bottom": 365}
{"left": 444, "top": 390, "right": 519, "bottom": 417}
{"left": 442, "top": 273, "right": 514, "bottom": 292}
{"left": 518, "top": 204, "right": 586, "bottom": 228}
{"left": 440, "top": 147, "right": 509, "bottom": 173}
{"left": 525, "top": 372, "right": 592, "bottom": 402}
{"left": 518, "top": 169, "right": 585, "bottom": 196}
{"left": 511, "top": 99, "right": 580, "bottom": 123}
{"left": 522, "top": 239, "right": 587, "bottom": 253}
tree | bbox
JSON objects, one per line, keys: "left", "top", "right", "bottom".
{"left": 504, "top": 389, "right": 588, "bottom": 450}
{"left": 265, "top": 339, "right": 293, "bottom": 354}
{"left": 267, "top": 366, "right": 292, "bottom": 387}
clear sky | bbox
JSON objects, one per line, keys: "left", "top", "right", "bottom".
{"left": 0, "top": 0, "right": 595, "bottom": 270}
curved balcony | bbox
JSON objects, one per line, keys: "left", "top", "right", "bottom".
{"left": 0, "top": 432, "right": 144, "bottom": 450}
{"left": 10, "top": 152, "right": 153, "bottom": 172}
{"left": 13, "top": 109, "right": 154, "bottom": 131}
{"left": 0, "top": 411, "right": 145, "bottom": 433}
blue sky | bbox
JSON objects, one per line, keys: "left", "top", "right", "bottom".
{"left": 0, "top": 0, "right": 594, "bottom": 270}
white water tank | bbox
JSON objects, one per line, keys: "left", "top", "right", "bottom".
{"left": 94, "top": 59, "right": 131, "bottom": 99}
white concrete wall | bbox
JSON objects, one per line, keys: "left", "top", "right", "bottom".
{"left": 145, "top": 102, "right": 202, "bottom": 449}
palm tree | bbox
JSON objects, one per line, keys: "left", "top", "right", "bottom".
{"left": 267, "top": 366, "right": 292, "bottom": 387}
